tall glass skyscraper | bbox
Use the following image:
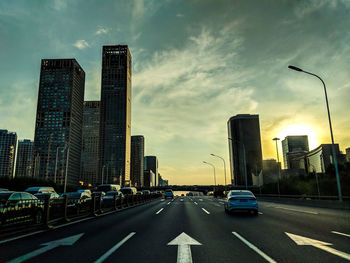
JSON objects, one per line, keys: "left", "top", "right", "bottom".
{"left": 81, "top": 101, "right": 100, "bottom": 186}
{"left": 33, "top": 59, "right": 85, "bottom": 186}
{"left": 100, "top": 45, "right": 132, "bottom": 186}
{"left": 15, "top": 139, "right": 34, "bottom": 177}
{"left": 282, "top": 135, "right": 309, "bottom": 169}
{"left": 227, "top": 114, "right": 263, "bottom": 187}
{"left": 0, "top": 129, "right": 17, "bottom": 178}
{"left": 131, "top": 135, "right": 144, "bottom": 187}
{"left": 144, "top": 156, "right": 158, "bottom": 186}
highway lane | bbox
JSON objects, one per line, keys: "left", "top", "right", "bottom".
{"left": 0, "top": 196, "right": 349, "bottom": 262}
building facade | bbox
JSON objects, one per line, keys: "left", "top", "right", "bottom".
{"left": 262, "top": 159, "right": 280, "bottom": 184}
{"left": 81, "top": 101, "right": 100, "bottom": 186}
{"left": 144, "top": 170, "right": 155, "bottom": 187}
{"left": 130, "top": 135, "right": 144, "bottom": 187}
{"left": 346, "top": 148, "right": 350, "bottom": 163}
{"left": 227, "top": 114, "right": 263, "bottom": 187}
{"left": 100, "top": 45, "right": 132, "bottom": 186}
{"left": 0, "top": 130, "right": 17, "bottom": 178}
{"left": 33, "top": 59, "right": 85, "bottom": 186}
{"left": 15, "top": 139, "right": 34, "bottom": 177}
{"left": 144, "top": 156, "right": 158, "bottom": 186}
{"left": 282, "top": 135, "right": 309, "bottom": 169}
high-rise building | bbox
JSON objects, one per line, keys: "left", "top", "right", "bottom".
{"left": 144, "top": 156, "right": 158, "bottom": 186}
{"left": 130, "top": 135, "right": 144, "bottom": 187}
{"left": 282, "top": 135, "right": 309, "bottom": 169}
{"left": 144, "top": 170, "right": 155, "bottom": 187}
{"left": 100, "top": 45, "right": 132, "bottom": 186}
{"left": 346, "top": 148, "right": 350, "bottom": 163}
{"left": 81, "top": 101, "right": 100, "bottom": 186}
{"left": 33, "top": 59, "right": 85, "bottom": 186}
{"left": 0, "top": 130, "right": 17, "bottom": 178}
{"left": 227, "top": 114, "right": 263, "bottom": 187}
{"left": 15, "top": 139, "right": 34, "bottom": 177}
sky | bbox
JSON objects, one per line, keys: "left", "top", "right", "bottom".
{"left": 0, "top": 0, "right": 349, "bottom": 185}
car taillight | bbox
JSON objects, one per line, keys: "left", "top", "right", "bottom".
{"left": 229, "top": 198, "right": 238, "bottom": 201}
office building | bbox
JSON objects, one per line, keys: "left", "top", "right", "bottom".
{"left": 130, "top": 135, "right": 144, "bottom": 187}
{"left": 158, "top": 174, "right": 168, "bottom": 186}
{"left": 262, "top": 159, "right": 280, "bottom": 184}
{"left": 0, "top": 130, "right": 17, "bottom": 177}
{"left": 81, "top": 101, "right": 100, "bottom": 186}
{"left": 15, "top": 139, "right": 34, "bottom": 177}
{"left": 227, "top": 114, "right": 263, "bottom": 187}
{"left": 346, "top": 148, "right": 350, "bottom": 163}
{"left": 282, "top": 135, "right": 309, "bottom": 169}
{"left": 144, "top": 156, "right": 158, "bottom": 186}
{"left": 100, "top": 45, "right": 132, "bottom": 186}
{"left": 33, "top": 59, "right": 85, "bottom": 186}
{"left": 144, "top": 170, "right": 155, "bottom": 187}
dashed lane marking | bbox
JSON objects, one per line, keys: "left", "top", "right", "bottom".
{"left": 156, "top": 208, "right": 164, "bottom": 214}
{"left": 331, "top": 231, "right": 350, "bottom": 238}
{"left": 273, "top": 206, "right": 318, "bottom": 215}
{"left": 94, "top": 232, "right": 136, "bottom": 263}
{"left": 232, "top": 232, "right": 277, "bottom": 263}
{"left": 194, "top": 202, "right": 198, "bottom": 205}
{"left": 258, "top": 212, "right": 263, "bottom": 215}
{"left": 201, "top": 208, "right": 210, "bottom": 214}
{"left": 167, "top": 202, "right": 171, "bottom": 205}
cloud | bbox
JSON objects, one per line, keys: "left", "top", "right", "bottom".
{"left": 176, "top": 13, "right": 184, "bottom": 18}
{"left": 73, "top": 40, "right": 89, "bottom": 50}
{"left": 53, "top": 0, "right": 67, "bottom": 11}
{"left": 96, "top": 28, "right": 109, "bottom": 35}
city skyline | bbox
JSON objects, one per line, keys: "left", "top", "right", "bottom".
{"left": 1, "top": 0, "right": 350, "bottom": 185}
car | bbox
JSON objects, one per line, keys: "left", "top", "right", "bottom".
{"left": 25, "top": 186, "right": 56, "bottom": 195}
{"left": 60, "top": 192, "right": 92, "bottom": 214}
{"left": 34, "top": 193, "right": 60, "bottom": 200}
{"left": 101, "top": 191, "right": 124, "bottom": 207}
{"left": 142, "top": 190, "right": 150, "bottom": 195}
{"left": 0, "top": 191, "right": 44, "bottom": 226}
{"left": 77, "top": 189, "right": 92, "bottom": 195}
{"left": 120, "top": 187, "right": 137, "bottom": 195}
{"left": 136, "top": 191, "right": 143, "bottom": 195}
{"left": 96, "top": 184, "right": 121, "bottom": 193}
{"left": 164, "top": 189, "right": 174, "bottom": 199}
{"left": 181, "top": 194, "right": 184, "bottom": 196}
{"left": 224, "top": 190, "right": 258, "bottom": 215}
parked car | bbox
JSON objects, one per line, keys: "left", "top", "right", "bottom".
{"left": 0, "top": 188, "right": 9, "bottom": 192}
{"left": 142, "top": 190, "right": 151, "bottom": 195}
{"left": 25, "top": 186, "right": 56, "bottom": 195}
{"left": 224, "top": 190, "right": 258, "bottom": 215}
{"left": 77, "top": 189, "right": 92, "bottom": 195}
{"left": 0, "top": 192, "right": 44, "bottom": 226}
{"left": 164, "top": 189, "right": 174, "bottom": 199}
{"left": 34, "top": 193, "right": 60, "bottom": 200}
{"left": 96, "top": 184, "right": 121, "bottom": 193}
{"left": 120, "top": 187, "right": 137, "bottom": 195}
{"left": 60, "top": 192, "right": 92, "bottom": 210}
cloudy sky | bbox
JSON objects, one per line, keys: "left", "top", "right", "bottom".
{"left": 1, "top": 0, "right": 349, "bottom": 185}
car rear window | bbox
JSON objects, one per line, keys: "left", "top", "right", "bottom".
{"left": 0, "top": 193, "right": 12, "bottom": 203}
{"left": 230, "top": 191, "right": 253, "bottom": 196}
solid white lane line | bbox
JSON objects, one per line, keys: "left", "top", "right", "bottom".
{"left": 232, "top": 232, "right": 277, "bottom": 263}
{"left": 214, "top": 204, "right": 221, "bottom": 207}
{"left": 258, "top": 212, "right": 263, "bottom": 215}
{"left": 332, "top": 231, "right": 350, "bottom": 238}
{"left": 156, "top": 208, "right": 164, "bottom": 214}
{"left": 274, "top": 206, "right": 318, "bottom": 215}
{"left": 194, "top": 202, "right": 198, "bottom": 205}
{"left": 0, "top": 230, "right": 46, "bottom": 245}
{"left": 54, "top": 217, "right": 93, "bottom": 229}
{"left": 94, "top": 232, "right": 136, "bottom": 263}
{"left": 167, "top": 202, "right": 171, "bottom": 205}
{"left": 201, "top": 208, "right": 210, "bottom": 214}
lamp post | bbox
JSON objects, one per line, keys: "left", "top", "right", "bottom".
{"left": 210, "top": 154, "right": 227, "bottom": 190}
{"left": 308, "top": 163, "right": 321, "bottom": 199}
{"left": 228, "top": 138, "right": 248, "bottom": 189}
{"left": 272, "top": 137, "right": 281, "bottom": 196}
{"left": 203, "top": 161, "right": 216, "bottom": 186}
{"left": 288, "top": 65, "right": 342, "bottom": 201}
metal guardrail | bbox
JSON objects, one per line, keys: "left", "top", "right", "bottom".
{"left": 255, "top": 194, "right": 350, "bottom": 201}
{"left": 0, "top": 193, "right": 161, "bottom": 231}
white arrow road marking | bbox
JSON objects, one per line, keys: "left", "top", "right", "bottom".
{"left": 156, "top": 208, "right": 164, "bottom": 214}
{"left": 94, "top": 232, "right": 135, "bottom": 263}
{"left": 258, "top": 212, "right": 263, "bottom": 215}
{"left": 7, "top": 233, "right": 84, "bottom": 263}
{"left": 331, "top": 231, "right": 350, "bottom": 238}
{"left": 168, "top": 232, "right": 202, "bottom": 263}
{"left": 286, "top": 232, "right": 350, "bottom": 261}
{"left": 232, "top": 232, "right": 277, "bottom": 263}
{"left": 201, "top": 208, "right": 210, "bottom": 214}
{"left": 194, "top": 202, "right": 198, "bottom": 205}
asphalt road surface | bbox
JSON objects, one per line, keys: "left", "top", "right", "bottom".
{"left": 0, "top": 196, "right": 349, "bottom": 263}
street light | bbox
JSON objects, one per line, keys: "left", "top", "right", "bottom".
{"left": 210, "top": 154, "right": 227, "bottom": 189}
{"left": 203, "top": 161, "right": 216, "bottom": 186}
{"left": 288, "top": 65, "right": 342, "bottom": 201}
{"left": 228, "top": 138, "right": 248, "bottom": 189}
{"left": 272, "top": 137, "right": 281, "bottom": 196}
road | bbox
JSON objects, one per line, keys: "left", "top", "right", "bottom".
{"left": 0, "top": 196, "right": 349, "bottom": 263}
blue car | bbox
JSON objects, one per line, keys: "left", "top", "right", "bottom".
{"left": 224, "top": 190, "right": 258, "bottom": 215}
{"left": 164, "top": 189, "right": 174, "bottom": 199}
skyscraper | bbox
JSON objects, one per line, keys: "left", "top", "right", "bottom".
{"left": 33, "top": 59, "right": 85, "bottom": 186}
{"left": 144, "top": 156, "right": 158, "bottom": 186}
{"left": 131, "top": 135, "right": 144, "bottom": 187}
{"left": 15, "top": 139, "right": 34, "bottom": 177}
{"left": 0, "top": 129, "right": 17, "bottom": 178}
{"left": 81, "top": 101, "right": 100, "bottom": 186}
{"left": 282, "top": 135, "right": 309, "bottom": 169}
{"left": 227, "top": 114, "right": 263, "bottom": 187}
{"left": 100, "top": 45, "right": 132, "bottom": 186}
